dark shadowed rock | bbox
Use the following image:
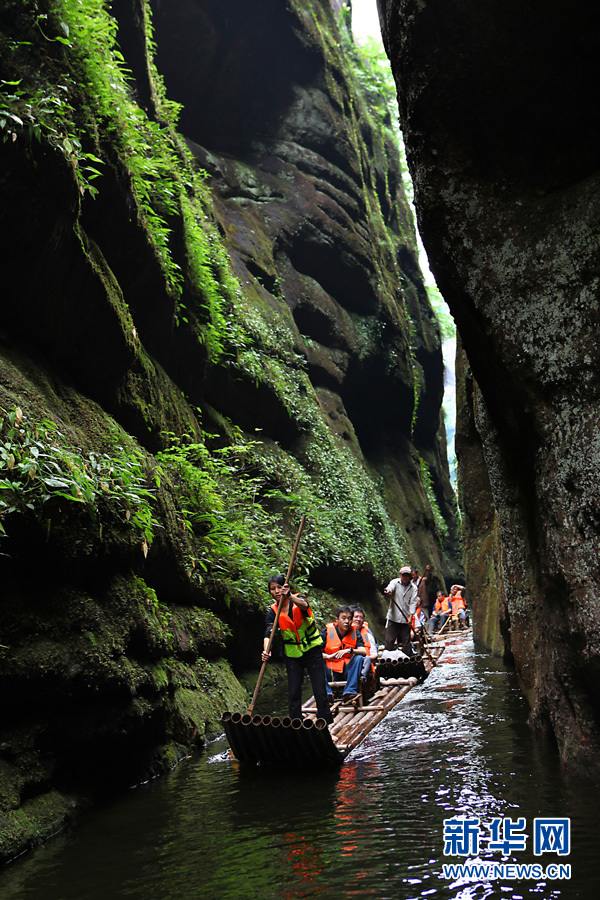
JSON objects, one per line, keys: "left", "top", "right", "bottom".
{"left": 0, "top": 0, "right": 459, "bottom": 857}
{"left": 380, "top": 0, "right": 600, "bottom": 773}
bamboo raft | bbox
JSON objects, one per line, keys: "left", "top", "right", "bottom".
{"left": 430, "top": 623, "right": 472, "bottom": 642}
{"left": 223, "top": 645, "right": 445, "bottom": 767}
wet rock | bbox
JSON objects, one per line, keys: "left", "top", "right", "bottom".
{"left": 0, "top": 0, "right": 460, "bottom": 858}
{"left": 380, "top": 0, "right": 600, "bottom": 772}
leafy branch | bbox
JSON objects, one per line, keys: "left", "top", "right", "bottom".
{"left": 0, "top": 407, "right": 158, "bottom": 549}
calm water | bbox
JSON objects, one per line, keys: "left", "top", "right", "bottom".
{"left": 1, "top": 635, "right": 596, "bottom": 899}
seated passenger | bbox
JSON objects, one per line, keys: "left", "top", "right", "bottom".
{"left": 351, "top": 606, "right": 378, "bottom": 680}
{"left": 321, "top": 606, "right": 367, "bottom": 701}
{"left": 429, "top": 591, "right": 451, "bottom": 633}
{"left": 410, "top": 604, "right": 428, "bottom": 638}
{"left": 450, "top": 585, "right": 467, "bottom": 629}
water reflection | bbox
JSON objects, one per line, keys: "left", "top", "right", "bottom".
{"left": 0, "top": 635, "right": 596, "bottom": 899}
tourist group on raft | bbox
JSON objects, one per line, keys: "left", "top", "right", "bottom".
{"left": 261, "top": 564, "right": 469, "bottom": 724}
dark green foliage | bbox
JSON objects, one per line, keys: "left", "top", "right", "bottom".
{"left": 350, "top": 36, "right": 398, "bottom": 127}
{"left": 419, "top": 455, "right": 449, "bottom": 541}
{"left": 1, "top": 0, "right": 229, "bottom": 358}
{"left": 156, "top": 432, "right": 288, "bottom": 606}
{"left": 0, "top": 406, "right": 157, "bottom": 544}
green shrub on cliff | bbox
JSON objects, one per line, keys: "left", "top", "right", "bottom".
{"left": 426, "top": 285, "right": 456, "bottom": 340}
{"left": 155, "top": 418, "right": 409, "bottom": 608}
{"left": 156, "top": 433, "right": 288, "bottom": 606}
{"left": 351, "top": 36, "right": 398, "bottom": 127}
{"left": 419, "top": 456, "right": 448, "bottom": 541}
{"left": 1, "top": 0, "right": 230, "bottom": 362}
{"left": 0, "top": 406, "right": 157, "bottom": 546}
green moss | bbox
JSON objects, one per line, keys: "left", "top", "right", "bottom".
{"left": 76, "top": 225, "right": 140, "bottom": 351}
{"left": 171, "top": 659, "right": 247, "bottom": 740}
{"left": 0, "top": 790, "right": 76, "bottom": 863}
{"left": 426, "top": 284, "right": 456, "bottom": 340}
{"left": 118, "top": 353, "right": 198, "bottom": 440}
{"left": 149, "top": 663, "right": 169, "bottom": 691}
{"left": 174, "top": 609, "right": 231, "bottom": 654}
{"left": 2, "top": 0, "right": 237, "bottom": 359}
{"left": 419, "top": 456, "right": 449, "bottom": 541}
{"left": 0, "top": 406, "right": 157, "bottom": 545}
{"left": 155, "top": 432, "right": 290, "bottom": 607}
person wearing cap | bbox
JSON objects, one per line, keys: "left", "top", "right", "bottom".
{"left": 383, "top": 565, "right": 419, "bottom": 655}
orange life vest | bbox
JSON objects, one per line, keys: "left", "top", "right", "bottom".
{"left": 434, "top": 596, "right": 451, "bottom": 615}
{"left": 273, "top": 601, "right": 304, "bottom": 636}
{"left": 358, "top": 625, "right": 371, "bottom": 656}
{"left": 324, "top": 623, "right": 358, "bottom": 673}
{"left": 271, "top": 602, "right": 321, "bottom": 657}
{"left": 451, "top": 595, "right": 466, "bottom": 615}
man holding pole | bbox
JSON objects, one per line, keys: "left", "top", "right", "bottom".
{"left": 383, "top": 565, "right": 419, "bottom": 655}
{"left": 262, "top": 575, "right": 332, "bottom": 723}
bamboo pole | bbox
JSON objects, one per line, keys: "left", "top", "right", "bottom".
{"left": 435, "top": 615, "right": 451, "bottom": 637}
{"left": 329, "top": 710, "right": 356, "bottom": 737}
{"left": 342, "top": 680, "right": 416, "bottom": 743}
{"left": 331, "top": 687, "right": 397, "bottom": 742}
{"left": 303, "top": 705, "right": 387, "bottom": 714}
{"left": 303, "top": 697, "right": 343, "bottom": 721}
{"left": 335, "top": 688, "right": 404, "bottom": 746}
{"left": 247, "top": 516, "right": 306, "bottom": 716}
{"left": 341, "top": 685, "right": 414, "bottom": 749}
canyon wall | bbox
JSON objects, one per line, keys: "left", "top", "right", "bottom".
{"left": 0, "top": 0, "right": 458, "bottom": 858}
{"left": 379, "top": 0, "right": 600, "bottom": 772}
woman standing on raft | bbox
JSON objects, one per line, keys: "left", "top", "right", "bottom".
{"left": 262, "top": 575, "right": 333, "bottom": 723}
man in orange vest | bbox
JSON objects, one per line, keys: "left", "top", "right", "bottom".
{"left": 321, "top": 606, "right": 367, "bottom": 701}
{"left": 449, "top": 585, "right": 467, "bottom": 628}
{"left": 429, "top": 590, "right": 452, "bottom": 633}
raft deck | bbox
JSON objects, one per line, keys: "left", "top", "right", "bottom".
{"left": 223, "top": 646, "right": 444, "bottom": 766}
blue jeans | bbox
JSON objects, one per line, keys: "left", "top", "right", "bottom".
{"left": 325, "top": 654, "right": 363, "bottom": 696}
{"left": 429, "top": 612, "right": 449, "bottom": 633}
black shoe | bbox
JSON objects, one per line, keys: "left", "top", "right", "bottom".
{"left": 341, "top": 692, "right": 359, "bottom": 705}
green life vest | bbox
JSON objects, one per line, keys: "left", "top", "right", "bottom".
{"left": 271, "top": 602, "right": 323, "bottom": 658}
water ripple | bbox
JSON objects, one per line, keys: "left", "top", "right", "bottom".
{"left": 0, "top": 636, "right": 596, "bottom": 899}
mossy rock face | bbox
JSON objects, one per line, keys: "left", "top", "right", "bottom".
{"left": 170, "top": 660, "right": 247, "bottom": 744}
{"left": 151, "top": 0, "right": 460, "bottom": 584}
{"left": 381, "top": 0, "right": 600, "bottom": 773}
{"left": 0, "top": 0, "right": 460, "bottom": 860}
{"left": 455, "top": 346, "right": 506, "bottom": 660}
{"left": 0, "top": 791, "right": 78, "bottom": 864}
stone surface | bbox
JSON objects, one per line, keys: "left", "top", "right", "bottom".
{"left": 380, "top": 0, "right": 600, "bottom": 772}
{"left": 0, "top": 0, "right": 459, "bottom": 857}
{"left": 151, "top": 0, "right": 461, "bottom": 572}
